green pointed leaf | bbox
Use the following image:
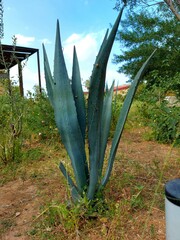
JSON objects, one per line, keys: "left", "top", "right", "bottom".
{"left": 59, "top": 162, "right": 81, "bottom": 202}
{"left": 43, "top": 20, "right": 88, "bottom": 193}
{"left": 99, "top": 81, "right": 114, "bottom": 176}
{"left": 87, "top": 7, "right": 125, "bottom": 199}
{"left": 93, "top": 29, "right": 109, "bottom": 69}
{"left": 42, "top": 44, "right": 54, "bottom": 107}
{"left": 101, "top": 49, "right": 157, "bottom": 188}
{"left": 72, "top": 46, "right": 86, "bottom": 142}
{"left": 88, "top": 7, "right": 125, "bottom": 136}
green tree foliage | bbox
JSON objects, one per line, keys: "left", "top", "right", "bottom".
{"left": 114, "top": 0, "right": 180, "bottom": 20}
{"left": 113, "top": 6, "right": 180, "bottom": 93}
{"left": 113, "top": 4, "right": 179, "bottom": 145}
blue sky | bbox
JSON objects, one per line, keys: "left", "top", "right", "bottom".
{"left": 2, "top": 0, "right": 128, "bottom": 94}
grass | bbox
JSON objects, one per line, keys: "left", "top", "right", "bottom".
{"left": 1, "top": 128, "right": 179, "bottom": 239}
{"left": 0, "top": 95, "right": 179, "bottom": 239}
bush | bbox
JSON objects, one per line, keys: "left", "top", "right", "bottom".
{"left": 137, "top": 85, "right": 180, "bottom": 144}
{"left": 149, "top": 103, "right": 179, "bottom": 144}
{"left": 0, "top": 83, "right": 59, "bottom": 165}
{"left": 0, "top": 80, "right": 24, "bottom": 164}
{"left": 25, "top": 87, "right": 58, "bottom": 142}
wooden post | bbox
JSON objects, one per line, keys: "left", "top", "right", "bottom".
{"left": 37, "top": 49, "right": 42, "bottom": 94}
{"left": 18, "top": 61, "right": 24, "bottom": 97}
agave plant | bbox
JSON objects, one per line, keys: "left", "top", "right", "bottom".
{"left": 43, "top": 5, "right": 156, "bottom": 202}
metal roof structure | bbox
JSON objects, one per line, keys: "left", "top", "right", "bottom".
{"left": 0, "top": 44, "right": 41, "bottom": 96}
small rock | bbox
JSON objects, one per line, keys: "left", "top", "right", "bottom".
{"left": 15, "top": 212, "right": 21, "bottom": 217}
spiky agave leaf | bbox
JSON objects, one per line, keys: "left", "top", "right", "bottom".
{"left": 59, "top": 163, "right": 81, "bottom": 201}
{"left": 71, "top": 46, "right": 86, "bottom": 143}
{"left": 98, "top": 81, "right": 114, "bottom": 177}
{"left": 42, "top": 44, "right": 55, "bottom": 107}
{"left": 87, "top": 6, "right": 125, "bottom": 199}
{"left": 101, "top": 49, "right": 157, "bottom": 188}
{"left": 43, "top": 20, "right": 88, "bottom": 195}
{"left": 71, "top": 46, "right": 89, "bottom": 183}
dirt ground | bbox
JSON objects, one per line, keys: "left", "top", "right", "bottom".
{"left": 0, "top": 129, "right": 179, "bottom": 240}
{"left": 0, "top": 180, "right": 39, "bottom": 240}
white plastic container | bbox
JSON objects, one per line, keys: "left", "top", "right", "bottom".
{"left": 165, "top": 178, "right": 180, "bottom": 240}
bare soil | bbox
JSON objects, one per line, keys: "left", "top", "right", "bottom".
{"left": 0, "top": 180, "right": 39, "bottom": 240}
{"left": 0, "top": 128, "right": 179, "bottom": 240}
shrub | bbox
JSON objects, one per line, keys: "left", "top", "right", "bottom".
{"left": 0, "top": 80, "right": 24, "bottom": 164}
{"left": 24, "top": 87, "right": 58, "bottom": 142}
{"left": 149, "top": 103, "right": 179, "bottom": 144}
{"left": 137, "top": 85, "right": 180, "bottom": 144}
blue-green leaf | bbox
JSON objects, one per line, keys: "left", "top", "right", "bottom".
{"left": 99, "top": 81, "right": 114, "bottom": 176}
{"left": 43, "top": 20, "right": 88, "bottom": 193}
{"left": 42, "top": 44, "right": 54, "bottom": 107}
{"left": 87, "top": 7, "right": 125, "bottom": 199}
{"left": 101, "top": 49, "right": 157, "bottom": 188}
{"left": 59, "top": 162, "right": 81, "bottom": 202}
{"left": 72, "top": 46, "right": 86, "bottom": 142}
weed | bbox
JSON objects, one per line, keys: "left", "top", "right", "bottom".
{"left": 0, "top": 161, "right": 17, "bottom": 184}
{"left": 31, "top": 195, "right": 114, "bottom": 239}
{"left": 27, "top": 228, "right": 38, "bottom": 236}
{"left": 0, "top": 219, "right": 15, "bottom": 232}
{"left": 24, "top": 87, "right": 58, "bottom": 142}
{"left": 130, "top": 185, "right": 144, "bottom": 210}
{"left": 22, "top": 148, "right": 44, "bottom": 162}
{"left": 150, "top": 224, "right": 156, "bottom": 238}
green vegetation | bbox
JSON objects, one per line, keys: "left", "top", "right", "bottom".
{"left": 0, "top": 79, "right": 179, "bottom": 239}
{"left": 0, "top": 80, "right": 24, "bottom": 164}
{"left": 0, "top": 80, "right": 58, "bottom": 165}
{"left": 135, "top": 83, "right": 179, "bottom": 144}
{"left": 113, "top": 4, "right": 180, "bottom": 92}
{"left": 25, "top": 87, "right": 58, "bottom": 141}
{"left": 0, "top": 2, "right": 179, "bottom": 239}
{"left": 113, "top": 2, "right": 180, "bottom": 145}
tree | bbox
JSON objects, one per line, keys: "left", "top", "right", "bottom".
{"left": 113, "top": 1, "right": 180, "bottom": 145}
{"left": 114, "top": 0, "right": 180, "bottom": 20}
{"left": 113, "top": 6, "right": 180, "bottom": 93}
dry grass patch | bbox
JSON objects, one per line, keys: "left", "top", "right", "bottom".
{"left": 0, "top": 128, "right": 179, "bottom": 240}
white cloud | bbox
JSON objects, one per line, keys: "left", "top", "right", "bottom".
{"left": 106, "top": 68, "right": 128, "bottom": 87}
{"left": 64, "top": 32, "right": 99, "bottom": 62}
{"left": 65, "top": 33, "right": 82, "bottom": 44}
{"left": 14, "top": 34, "right": 35, "bottom": 46}
{"left": 10, "top": 29, "right": 127, "bottom": 94}
{"left": 63, "top": 31, "right": 104, "bottom": 81}
{"left": 63, "top": 30, "right": 128, "bottom": 85}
